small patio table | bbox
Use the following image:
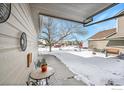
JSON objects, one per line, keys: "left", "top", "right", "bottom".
{"left": 29, "top": 66, "right": 55, "bottom": 85}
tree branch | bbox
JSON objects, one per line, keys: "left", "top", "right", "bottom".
{"left": 54, "top": 32, "right": 71, "bottom": 44}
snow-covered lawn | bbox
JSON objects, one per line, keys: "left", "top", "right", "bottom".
{"left": 39, "top": 47, "right": 124, "bottom": 86}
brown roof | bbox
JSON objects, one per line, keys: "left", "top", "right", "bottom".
{"left": 89, "top": 28, "right": 116, "bottom": 40}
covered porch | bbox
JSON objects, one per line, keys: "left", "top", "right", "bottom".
{"left": 0, "top": 3, "right": 122, "bottom": 85}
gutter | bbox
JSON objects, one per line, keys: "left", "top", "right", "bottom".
{"left": 84, "top": 7, "right": 124, "bottom": 27}
{"left": 83, "top": 3, "right": 118, "bottom": 24}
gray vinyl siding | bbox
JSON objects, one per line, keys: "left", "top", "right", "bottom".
{"left": 118, "top": 16, "right": 124, "bottom": 35}
{"left": 0, "top": 3, "right": 38, "bottom": 85}
{"left": 88, "top": 40, "right": 109, "bottom": 50}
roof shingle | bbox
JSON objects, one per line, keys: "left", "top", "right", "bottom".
{"left": 89, "top": 28, "right": 116, "bottom": 40}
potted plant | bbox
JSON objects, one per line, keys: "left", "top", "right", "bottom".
{"left": 40, "top": 58, "right": 47, "bottom": 72}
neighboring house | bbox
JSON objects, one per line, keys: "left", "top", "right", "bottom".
{"left": 59, "top": 40, "right": 80, "bottom": 46}
{"left": 107, "top": 10, "right": 124, "bottom": 53}
{"left": 88, "top": 10, "right": 124, "bottom": 54}
{"left": 88, "top": 28, "right": 116, "bottom": 51}
{"left": 38, "top": 39, "right": 46, "bottom": 45}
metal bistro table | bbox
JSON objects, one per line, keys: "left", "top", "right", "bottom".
{"left": 29, "top": 66, "right": 55, "bottom": 85}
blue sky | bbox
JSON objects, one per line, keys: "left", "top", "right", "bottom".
{"left": 83, "top": 3, "right": 124, "bottom": 41}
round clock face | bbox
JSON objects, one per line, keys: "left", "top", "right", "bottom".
{"left": 0, "top": 3, "right": 11, "bottom": 23}
{"left": 20, "top": 32, "right": 27, "bottom": 51}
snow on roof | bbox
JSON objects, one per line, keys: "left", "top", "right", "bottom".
{"left": 89, "top": 28, "right": 116, "bottom": 40}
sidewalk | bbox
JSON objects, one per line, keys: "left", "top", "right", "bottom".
{"left": 39, "top": 54, "right": 86, "bottom": 85}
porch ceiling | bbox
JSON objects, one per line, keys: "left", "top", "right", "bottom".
{"left": 30, "top": 3, "right": 113, "bottom": 23}
{"left": 29, "top": 3, "right": 117, "bottom": 33}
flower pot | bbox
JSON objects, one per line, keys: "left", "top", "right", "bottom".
{"left": 41, "top": 65, "right": 47, "bottom": 72}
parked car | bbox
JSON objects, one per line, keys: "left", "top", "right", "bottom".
{"left": 54, "top": 44, "right": 61, "bottom": 48}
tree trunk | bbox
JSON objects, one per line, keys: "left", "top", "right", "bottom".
{"left": 49, "top": 44, "right": 52, "bottom": 52}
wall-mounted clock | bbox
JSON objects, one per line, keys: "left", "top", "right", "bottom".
{"left": 0, "top": 3, "right": 11, "bottom": 23}
{"left": 20, "top": 32, "right": 27, "bottom": 51}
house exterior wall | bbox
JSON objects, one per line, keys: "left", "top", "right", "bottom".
{"left": 88, "top": 40, "right": 109, "bottom": 50}
{"left": 107, "top": 40, "right": 124, "bottom": 53}
{"left": 118, "top": 16, "right": 124, "bottom": 35}
{"left": 116, "top": 16, "right": 124, "bottom": 53}
{"left": 106, "top": 16, "right": 124, "bottom": 53}
{"left": 0, "top": 4, "right": 38, "bottom": 85}
{"left": 88, "top": 40, "right": 93, "bottom": 49}
{"left": 107, "top": 40, "right": 124, "bottom": 47}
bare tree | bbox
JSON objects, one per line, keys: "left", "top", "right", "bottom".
{"left": 39, "top": 16, "right": 87, "bottom": 52}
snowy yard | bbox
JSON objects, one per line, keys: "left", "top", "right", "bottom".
{"left": 38, "top": 47, "right": 124, "bottom": 86}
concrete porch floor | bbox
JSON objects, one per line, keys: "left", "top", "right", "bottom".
{"left": 39, "top": 54, "right": 86, "bottom": 85}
